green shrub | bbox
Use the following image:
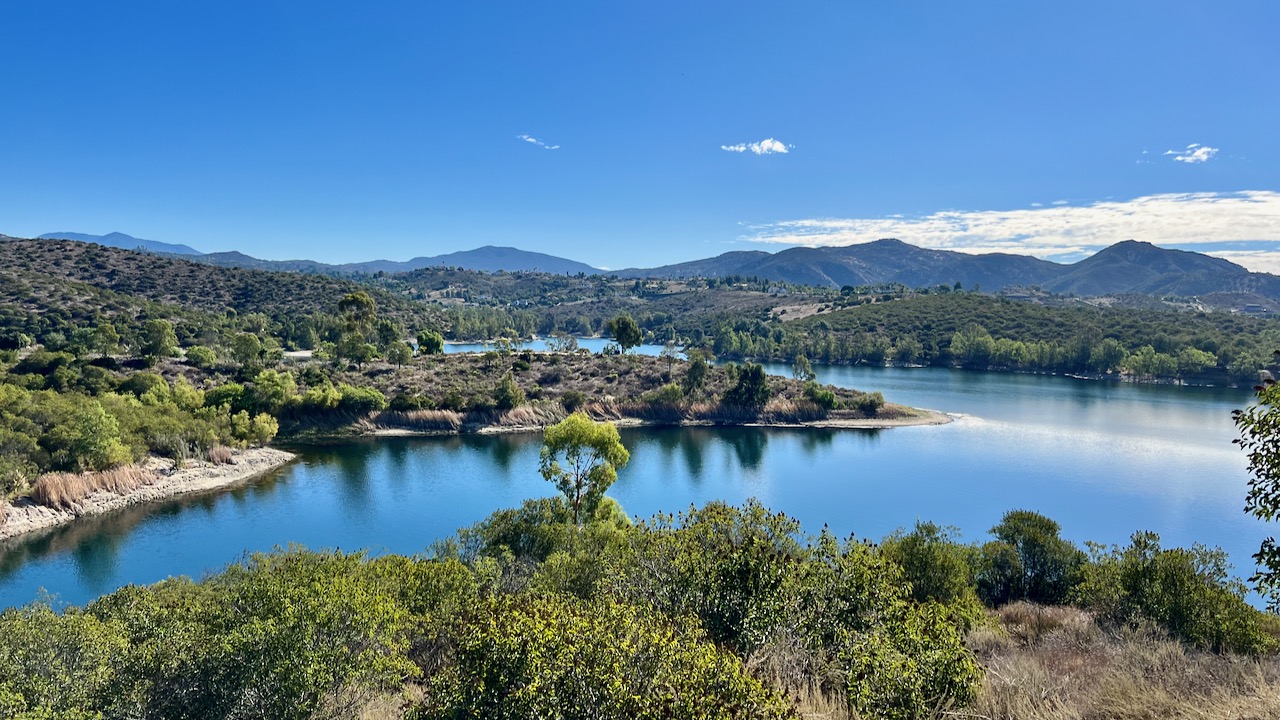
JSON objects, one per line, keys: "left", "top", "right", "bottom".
{"left": 411, "top": 594, "right": 796, "bottom": 720}
{"left": 1073, "top": 531, "right": 1278, "bottom": 654}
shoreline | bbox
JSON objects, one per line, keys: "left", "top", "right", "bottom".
{"left": 361, "top": 407, "right": 953, "bottom": 439}
{"left": 0, "top": 447, "right": 296, "bottom": 543}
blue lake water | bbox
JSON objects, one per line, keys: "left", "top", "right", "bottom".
{"left": 0, "top": 365, "right": 1266, "bottom": 609}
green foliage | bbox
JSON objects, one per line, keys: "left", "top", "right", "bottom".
{"left": 416, "top": 329, "right": 444, "bottom": 355}
{"left": 1073, "top": 532, "right": 1276, "bottom": 654}
{"left": 335, "top": 383, "right": 387, "bottom": 414}
{"left": 0, "top": 605, "right": 126, "bottom": 718}
{"left": 539, "top": 412, "right": 630, "bottom": 523}
{"left": 1235, "top": 376, "right": 1280, "bottom": 610}
{"left": 492, "top": 370, "right": 525, "bottom": 410}
{"left": 249, "top": 369, "right": 297, "bottom": 415}
{"left": 978, "top": 510, "right": 1084, "bottom": 606}
{"left": 722, "top": 362, "right": 770, "bottom": 410}
{"left": 791, "top": 354, "right": 815, "bottom": 381}
{"left": 184, "top": 345, "right": 217, "bottom": 369}
{"left": 140, "top": 319, "right": 179, "bottom": 364}
{"left": 880, "top": 521, "right": 983, "bottom": 627}
{"left": 560, "top": 389, "right": 587, "bottom": 412}
{"left": 802, "top": 380, "right": 838, "bottom": 411}
{"left": 607, "top": 313, "right": 643, "bottom": 353}
{"left": 850, "top": 390, "right": 884, "bottom": 415}
{"left": 412, "top": 594, "right": 796, "bottom": 720}
{"left": 682, "top": 349, "right": 709, "bottom": 396}
{"left": 386, "top": 340, "right": 413, "bottom": 367}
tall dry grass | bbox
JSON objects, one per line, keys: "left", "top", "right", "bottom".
{"left": 30, "top": 467, "right": 159, "bottom": 511}
{"left": 375, "top": 409, "right": 465, "bottom": 432}
{"left": 968, "top": 603, "right": 1280, "bottom": 720}
{"left": 206, "top": 445, "right": 235, "bottom": 465}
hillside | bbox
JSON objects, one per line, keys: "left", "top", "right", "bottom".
{"left": 623, "top": 239, "right": 1280, "bottom": 307}
{"left": 0, "top": 239, "right": 442, "bottom": 331}
{"left": 38, "top": 231, "right": 202, "bottom": 256}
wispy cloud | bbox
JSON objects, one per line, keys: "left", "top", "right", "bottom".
{"left": 1164, "top": 143, "right": 1218, "bottom": 164}
{"left": 743, "top": 191, "right": 1280, "bottom": 272}
{"left": 721, "top": 137, "right": 791, "bottom": 155}
{"left": 518, "top": 134, "right": 560, "bottom": 150}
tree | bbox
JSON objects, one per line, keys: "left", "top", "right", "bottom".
{"left": 338, "top": 291, "right": 377, "bottom": 334}
{"left": 416, "top": 329, "right": 444, "bottom": 355}
{"left": 231, "top": 332, "right": 263, "bottom": 367}
{"left": 683, "top": 349, "right": 709, "bottom": 397}
{"left": 606, "top": 314, "right": 642, "bottom": 354}
{"left": 978, "top": 509, "right": 1084, "bottom": 605}
{"left": 93, "top": 322, "right": 120, "bottom": 357}
{"left": 660, "top": 341, "right": 681, "bottom": 379}
{"left": 791, "top": 355, "right": 815, "bottom": 382}
{"left": 723, "top": 362, "right": 770, "bottom": 410}
{"left": 539, "top": 412, "right": 630, "bottom": 524}
{"left": 1235, "top": 374, "right": 1280, "bottom": 610}
{"left": 140, "top": 319, "right": 179, "bottom": 365}
{"left": 493, "top": 371, "right": 525, "bottom": 410}
{"left": 545, "top": 333, "right": 578, "bottom": 353}
{"left": 387, "top": 341, "right": 413, "bottom": 368}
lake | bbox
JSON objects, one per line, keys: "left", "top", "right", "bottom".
{"left": 0, "top": 364, "right": 1266, "bottom": 609}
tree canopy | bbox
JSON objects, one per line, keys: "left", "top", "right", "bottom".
{"left": 539, "top": 412, "right": 630, "bottom": 523}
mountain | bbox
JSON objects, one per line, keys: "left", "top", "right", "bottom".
{"left": 38, "top": 231, "right": 202, "bottom": 256}
{"left": 621, "top": 239, "right": 1062, "bottom": 290}
{"left": 620, "top": 238, "right": 1280, "bottom": 305}
{"left": 337, "top": 246, "right": 601, "bottom": 275}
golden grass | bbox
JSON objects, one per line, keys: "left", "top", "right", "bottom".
{"left": 30, "top": 467, "right": 158, "bottom": 511}
{"left": 968, "top": 604, "right": 1280, "bottom": 720}
{"left": 206, "top": 445, "right": 235, "bottom": 465}
{"left": 375, "top": 409, "right": 465, "bottom": 432}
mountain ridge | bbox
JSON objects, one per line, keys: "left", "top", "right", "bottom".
{"left": 10, "top": 231, "right": 1280, "bottom": 305}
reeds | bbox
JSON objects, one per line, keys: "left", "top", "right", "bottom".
{"left": 31, "top": 466, "right": 158, "bottom": 511}
{"left": 376, "top": 409, "right": 465, "bottom": 432}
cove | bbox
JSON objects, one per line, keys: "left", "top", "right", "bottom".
{"left": 0, "top": 365, "right": 1265, "bottom": 609}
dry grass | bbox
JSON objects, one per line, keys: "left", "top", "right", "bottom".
{"left": 30, "top": 466, "right": 159, "bottom": 510}
{"left": 968, "top": 604, "right": 1280, "bottom": 720}
{"left": 376, "top": 409, "right": 465, "bottom": 432}
{"left": 206, "top": 445, "right": 235, "bottom": 465}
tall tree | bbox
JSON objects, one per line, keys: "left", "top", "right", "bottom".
{"left": 539, "top": 412, "right": 630, "bottom": 524}
{"left": 607, "top": 314, "right": 643, "bottom": 354}
{"left": 1235, "top": 373, "right": 1280, "bottom": 610}
{"left": 140, "top": 319, "right": 179, "bottom": 365}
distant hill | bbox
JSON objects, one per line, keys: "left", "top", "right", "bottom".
{"left": 38, "top": 231, "right": 202, "bottom": 256}
{"left": 0, "top": 239, "right": 442, "bottom": 329}
{"left": 338, "top": 246, "right": 601, "bottom": 275}
{"left": 621, "top": 238, "right": 1280, "bottom": 304}
{"left": 17, "top": 230, "right": 1280, "bottom": 306}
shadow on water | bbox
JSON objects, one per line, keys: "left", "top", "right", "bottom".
{"left": 0, "top": 463, "right": 297, "bottom": 592}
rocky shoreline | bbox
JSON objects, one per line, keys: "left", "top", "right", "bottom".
{"left": 0, "top": 447, "right": 296, "bottom": 543}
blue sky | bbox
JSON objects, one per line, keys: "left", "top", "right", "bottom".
{"left": 2, "top": 1, "right": 1277, "bottom": 270}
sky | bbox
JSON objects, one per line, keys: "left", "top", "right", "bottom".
{"left": 2, "top": 1, "right": 1278, "bottom": 271}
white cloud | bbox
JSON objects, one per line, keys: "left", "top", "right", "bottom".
{"left": 1164, "top": 143, "right": 1218, "bottom": 164}
{"left": 721, "top": 137, "right": 791, "bottom": 155}
{"left": 743, "top": 191, "right": 1280, "bottom": 272}
{"left": 517, "top": 134, "right": 560, "bottom": 150}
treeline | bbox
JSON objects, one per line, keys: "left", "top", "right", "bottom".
{"left": 0, "top": 499, "right": 1271, "bottom": 718}
{"left": 710, "top": 293, "right": 1280, "bottom": 382}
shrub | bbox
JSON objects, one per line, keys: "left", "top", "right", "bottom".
{"left": 336, "top": 384, "right": 387, "bottom": 414}
{"left": 493, "top": 371, "right": 525, "bottom": 410}
{"left": 560, "top": 390, "right": 587, "bottom": 412}
{"left": 1073, "top": 531, "right": 1278, "bottom": 654}
{"left": 185, "top": 345, "right": 217, "bottom": 369}
{"left": 850, "top": 391, "right": 884, "bottom": 414}
{"left": 802, "top": 380, "right": 838, "bottom": 411}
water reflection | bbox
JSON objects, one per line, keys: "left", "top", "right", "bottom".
{"left": 0, "top": 366, "right": 1264, "bottom": 610}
